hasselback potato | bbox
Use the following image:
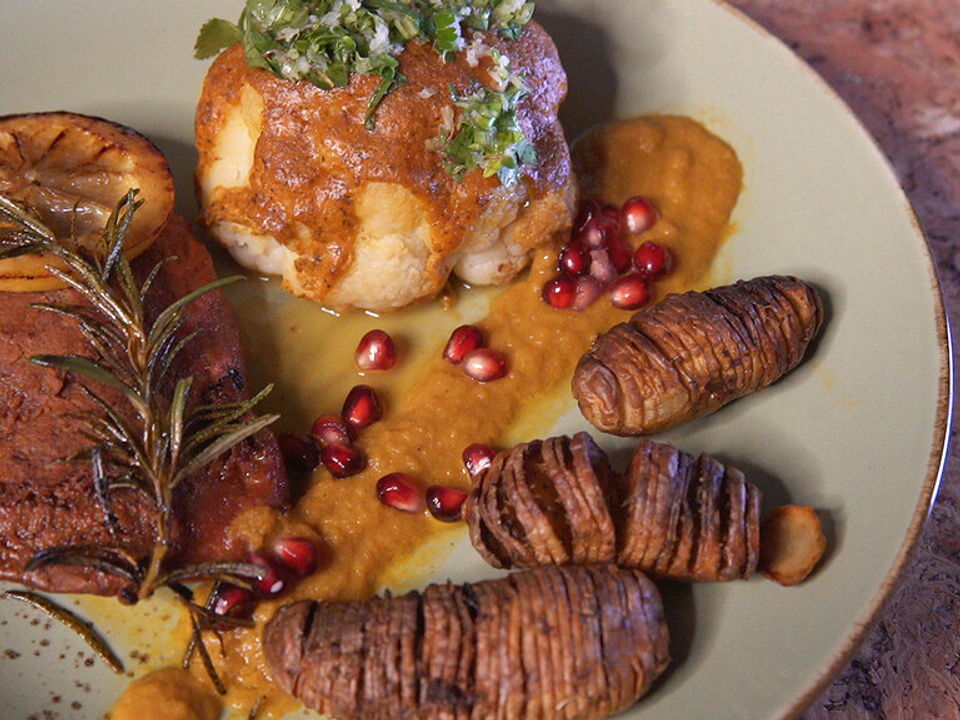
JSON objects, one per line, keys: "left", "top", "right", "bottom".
{"left": 464, "top": 433, "right": 761, "bottom": 582}
{"left": 467, "top": 433, "right": 618, "bottom": 570}
{"left": 573, "top": 275, "right": 823, "bottom": 435}
{"left": 264, "top": 565, "right": 670, "bottom": 720}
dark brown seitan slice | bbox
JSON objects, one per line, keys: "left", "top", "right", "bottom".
{"left": 0, "top": 215, "right": 289, "bottom": 598}
{"left": 263, "top": 565, "right": 670, "bottom": 720}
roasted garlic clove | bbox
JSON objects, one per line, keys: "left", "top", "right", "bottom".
{"left": 573, "top": 275, "right": 823, "bottom": 435}
{"left": 463, "top": 432, "right": 618, "bottom": 569}
{"left": 264, "top": 565, "right": 670, "bottom": 720}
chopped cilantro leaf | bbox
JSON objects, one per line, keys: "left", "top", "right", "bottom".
{"left": 194, "top": 18, "right": 243, "bottom": 59}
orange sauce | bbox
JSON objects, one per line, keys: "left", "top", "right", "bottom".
{"left": 113, "top": 114, "right": 742, "bottom": 718}
{"left": 111, "top": 668, "right": 221, "bottom": 720}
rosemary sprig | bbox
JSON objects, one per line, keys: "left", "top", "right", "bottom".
{"left": 2, "top": 590, "right": 125, "bottom": 674}
{"left": 0, "top": 191, "right": 278, "bottom": 602}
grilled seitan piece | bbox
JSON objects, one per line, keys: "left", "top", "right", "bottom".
{"left": 464, "top": 434, "right": 761, "bottom": 582}
{"left": 0, "top": 217, "right": 289, "bottom": 598}
{"left": 572, "top": 275, "right": 823, "bottom": 435}
{"left": 263, "top": 565, "right": 670, "bottom": 720}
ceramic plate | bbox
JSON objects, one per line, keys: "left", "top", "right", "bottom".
{"left": 0, "top": 1, "right": 951, "bottom": 719}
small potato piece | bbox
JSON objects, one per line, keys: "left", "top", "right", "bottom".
{"left": 573, "top": 275, "right": 824, "bottom": 435}
{"left": 758, "top": 505, "right": 826, "bottom": 586}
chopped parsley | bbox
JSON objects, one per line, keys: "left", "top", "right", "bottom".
{"left": 436, "top": 48, "right": 536, "bottom": 186}
{"left": 195, "top": 0, "right": 537, "bottom": 186}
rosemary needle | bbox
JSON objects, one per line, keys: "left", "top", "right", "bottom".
{"left": 2, "top": 589, "right": 125, "bottom": 674}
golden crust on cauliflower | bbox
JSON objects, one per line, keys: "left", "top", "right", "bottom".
{"left": 195, "top": 21, "right": 575, "bottom": 311}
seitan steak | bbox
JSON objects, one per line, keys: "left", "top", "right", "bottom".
{"left": 0, "top": 215, "right": 289, "bottom": 598}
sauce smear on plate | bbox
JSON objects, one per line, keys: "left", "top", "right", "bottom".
{"left": 114, "top": 114, "right": 743, "bottom": 718}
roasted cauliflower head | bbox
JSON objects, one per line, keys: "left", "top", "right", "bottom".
{"left": 195, "top": 21, "right": 575, "bottom": 312}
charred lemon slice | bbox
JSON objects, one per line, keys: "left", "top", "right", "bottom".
{"left": 0, "top": 112, "right": 174, "bottom": 291}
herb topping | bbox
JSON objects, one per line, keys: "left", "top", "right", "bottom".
{"left": 195, "top": 0, "right": 537, "bottom": 185}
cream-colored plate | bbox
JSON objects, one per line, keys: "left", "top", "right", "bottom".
{"left": 0, "top": 1, "right": 951, "bottom": 719}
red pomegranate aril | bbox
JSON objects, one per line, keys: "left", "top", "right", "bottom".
{"left": 462, "top": 348, "right": 509, "bottom": 383}
{"left": 212, "top": 584, "right": 253, "bottom": 619}
{"left": 607, "top": 239, "right": 633, "bottom": 274}
{"left": 310, "top": 413, "right": 357, "bottom": 446}
{"left": 621, "top": 196, "right": 659, "bottom": 234}
{"left": 573, "top": 275, "right": 603, "bottom": 310}
{"left": 248, "top": 552, "right": 286, "bottom": 596}
{"left": 559, "top": 243, "right": 590, "bottom": 276}
{"left": 354, "top": 329, "right": 397, "bottom": 371}
{"left": 342, "top": 385, "right": 383, "bottom": 430}
{"left": 589, "top": 249, "right": 618, "bottom": 286}
{"left": 462, "top": 443, "right": 495, "bottom": 477}
{"left": 610, "top": 273, "right": 651, "bottom": 310}
{"left": 376, "top": 473, "right": 426, "bottom": 513}
{"left": 633, "top": 241, "right": 673, "bottom": 280}
{"left": 277, "top": 432, "right": 319, "bottom": 472}
{"left": 595, "top": 210, "right": 621, "bottom": 245}
{"left": 575, "top": 215, "right": 607, "bottom": 249}
{"left": 573, "top": 199, "right": 600, "bottom": 232}
{"left": 321, "top": 442, "right": 365, "bottom": 478}
{"left": 273, "top": 537, "right": 319, "bottom": 577}
{"left": 443, "top": 324, "right": 485, "bottom": 364}
{"left": 541, "top": 273, "right": 577, "bottom": 309}
{"left": 426, "top": 485, "right": 469, "bottom": 522}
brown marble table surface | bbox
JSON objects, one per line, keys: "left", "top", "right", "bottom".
{"left": 725, "top": 2, "right": 960, "bottom": 718}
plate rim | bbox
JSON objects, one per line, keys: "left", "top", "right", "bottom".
{"left": 710, "top": 2, "right": 955, "bottom": 716}
{"left": 0, "top": 1, "right": 952, "bottom": 717}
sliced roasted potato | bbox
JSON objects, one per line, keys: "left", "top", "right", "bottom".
{"left": 0, "top": 111, "right": 174, "bottom": 291}
{"left": 759, "top": 505, "right": 826, "bottom": 586}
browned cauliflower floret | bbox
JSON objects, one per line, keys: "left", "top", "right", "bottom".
{"left": 195, "top": 21, "right": 575, "bottom": 312}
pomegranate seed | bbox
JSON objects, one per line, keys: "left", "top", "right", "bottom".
{"left": 462, "top": 443, "right": 495, "bottom": 477}
{"left": 342, "top": 385, "right": 383, "bottom": 430}
{"left": 444, "top": 324, "right": 486, "bottom": 365}
{"left": 277, "top": 432, "right": 319, "bottom": 472}
{"left": 607, "top": 239, "right": 633, "bottom": 274}
{"left": 376, "top": 473, "right": 426, "bottom": 513}
{"left": 273, "top": 537, "right": 318, "bottom": 577}
{"left": 621, "top": 196, "right": 659, "bottom": 235}
{"left": 462, "top": 348, "right": 508, "bottom": 383}
{"left": 573, "top": 275, "right": 603, "bottom": 310}
{"left": 597, "top": 204, "right": 622, "bottom": 241}
{"left": 541, "top": 273, "right": 577, "bottom": 309}
{"left": 248, "top": 552, "right": 286, "bottom": 596}
{"left": 212, "top": 584, "right": 253, "bottom": 619}
{"left": 311, "top": 413, "right": 357, "bottom": 446}
{"left": 633, "top": 241, "right": 672, "bottom": 280}
{"left": 574, "top": 215, "right": 607, "bottom": 249}
{"left": 573, "top": 199, "right": 600, "bottom": 232}
{"left": 558, "top": 243, "right": 590, "bottom": 276}
{"left": 589, "top": 249, "right": 618, "bottom": 286}
{"left": 354, "top": 329, "right": 397, "bottom": 371}
{"left": 609, "top": 273, "right": 651, "bottom": 310}
{"left": 321, "top": 442, "right": 365, "bottom": 478}
{"left": 426, "top": 486, "right": 469, "bottom": 522}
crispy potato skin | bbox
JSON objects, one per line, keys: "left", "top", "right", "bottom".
{"left": 573, "top": 275, "right": 824, "bottom": 435}
{"left": 759, "top": 504, "right": 827, "bottom": 585}
{"left": 195, "top": 23, "right": 575, "bottom": 310}
{"left": 465, "top": 434, "right": 761, "bottom": 582}
{"left": 263, "top": 565, "right": 669, "bottom": 720}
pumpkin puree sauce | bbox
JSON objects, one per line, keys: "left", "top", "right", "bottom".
{"left": 110, "top": 115, "right": 742, "bottom": 719}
